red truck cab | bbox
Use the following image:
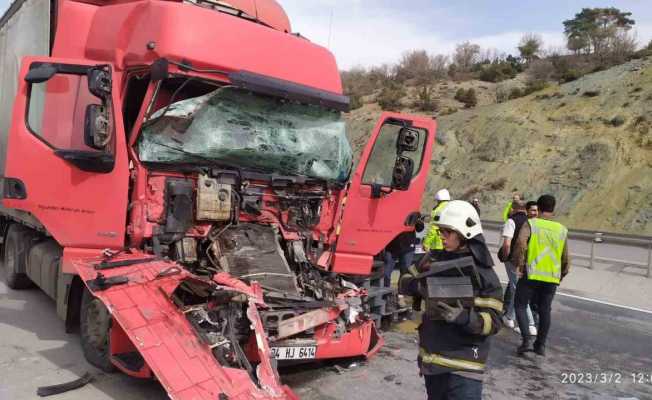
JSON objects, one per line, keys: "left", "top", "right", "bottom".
{"left": 0, "top": 1, "right": 436, "bottom": 399}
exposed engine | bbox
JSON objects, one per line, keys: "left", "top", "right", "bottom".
{"left": 172, "top": 279, "right": 258, "bottom": 381}
{"left": 139, "top": 170, "right": 368, "bottom": 355}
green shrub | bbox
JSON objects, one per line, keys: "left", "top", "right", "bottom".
{"left": 454, "top": 88, "right": 477, "bottom": 108}
{"left": 377, "top": 82, "right": 405, "bottom": 111}
{"left": 582, "top": 90, "right": 601, "bottom": 97}
{"left": 523, "top": 80, "right": 548, "bottom": 95}
{"left": 508, "top": 87, "right": 524, "bottom": 99}
{"left": 413, "top": 86, "right": 440, "bottom": 112}
{"left": 560, "top": 68, "right": 583, "bottom": 83}
{"left": 478, "top": 61, "right": 518, "bottom": 83}
{"left": 349, "top": 93, "right": 363, "bottom": 110}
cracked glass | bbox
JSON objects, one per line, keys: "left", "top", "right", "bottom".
{"left": 138, "top": 87, "right": 352, "bottom": 182}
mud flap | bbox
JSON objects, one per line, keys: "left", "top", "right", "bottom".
{"left": 71, "top": 253, "right": 297, "bottom": 400}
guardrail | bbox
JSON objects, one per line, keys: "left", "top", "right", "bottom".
{"left": 482, "top": 219, "right": 652, "bottom": 278}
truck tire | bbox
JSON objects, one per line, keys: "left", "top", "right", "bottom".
{"left": 3, "top": 224, "right": 35, "bottom": 289}
{"left": 80, "top": 287, "right": 116, "bottom": 372}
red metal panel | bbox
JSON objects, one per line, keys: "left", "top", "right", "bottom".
{"left": 70, "top": 253, "right": 296, "bottom": 399}
{"left": 314, "top": 320, "right": 383, "bottom": 359}
{"left": 3, "top": 57, "right": 130, "bottom": 248}
{"left": 331, "top": 112, "right": 437, "bottom": 275}
{"left": 80, "top": 1, "right": 342, "bottom": 93}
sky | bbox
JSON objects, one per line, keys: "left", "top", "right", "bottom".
{"left": 1, "top": 0, "right": 651, "bottom": 70}
{"left": 280, "top": 0, "right": 652, "bottom": 69}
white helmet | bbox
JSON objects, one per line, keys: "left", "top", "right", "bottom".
{"left": 434, "top": 200, "right": 483, "bottom": 239}
{"left": 435, "top": 189, "right": 451, "bottom": 202}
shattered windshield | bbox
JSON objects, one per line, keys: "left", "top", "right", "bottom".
{"left": 138, "top": 86, "right": 353, "bottom": 182}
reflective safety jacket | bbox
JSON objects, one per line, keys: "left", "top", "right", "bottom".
{"left": 399, "top": 250, "right": 503, "bottom": 376}
{"left": 423, "top": 201, "right": 448, "bottom": 251}
{"left": 526, "top": 218, "right": 568, "bottom": 284}
{"left": 502, "top": 201, "right": 513, "bottom": 222}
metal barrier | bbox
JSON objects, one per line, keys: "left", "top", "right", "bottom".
{"left": 483, "top": 220, "right": 652, "bottom": 278}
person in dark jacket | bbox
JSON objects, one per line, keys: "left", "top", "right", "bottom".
{"left": 500, "top": 200, "right": 536, "bottom": 335}
{"left": 383, "top": 217, "right": 424, "bottom": 287}
{"left": 400, "top": 201, "right": 503, "bottom": 400}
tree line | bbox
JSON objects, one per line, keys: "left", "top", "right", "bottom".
{"left": 342, "top": 7, "right": 651, "bottom": 112}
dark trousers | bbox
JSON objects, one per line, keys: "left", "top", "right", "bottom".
{"left": 515, "top": 278, "right": 557, "bottom": 345}
{"left": 383, "top": 250, "right": 414, "bottom": 287}
{"left": 424, "top": 373, "right": 482, "bottom": 400}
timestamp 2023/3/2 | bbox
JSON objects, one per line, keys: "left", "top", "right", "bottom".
{"left": 560, "top": 372, "right": 652, "bottom": 385}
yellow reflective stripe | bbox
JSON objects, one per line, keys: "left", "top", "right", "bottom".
{"left": 480, "top": 312, "right": 492, "bottom": 335}
{"left": 408, "top": 265, "right": 419, "bottom": 276}
{"left": 474, "top": 297, "right": 503, "bottom": 313}
{"left": 419, "top": 348, "right": 485, "bottom": 371}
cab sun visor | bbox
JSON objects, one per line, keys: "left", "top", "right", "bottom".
{"left": 228, "top": 70, "right": 350, "bottom": 112}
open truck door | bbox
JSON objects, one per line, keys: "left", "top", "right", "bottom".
{"left": 332, "top": 112, "right": 436, "bottom": 275}
{"left": 2, "top": 57, "right": 129, "bottom": 248}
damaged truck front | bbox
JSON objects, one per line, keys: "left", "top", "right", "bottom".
{"left": 0, "top": 1, "right": 436, "bottom": 399}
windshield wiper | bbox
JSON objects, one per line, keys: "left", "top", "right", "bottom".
{"left": 147, "top": 140, "right": 272, "bottom": 175}
{"left": 147, "top": 140, "right": 224, "bottom": 166}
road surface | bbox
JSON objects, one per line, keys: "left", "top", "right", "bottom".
{"left": 1, "top": 267, "right": 651, "bottom": 400}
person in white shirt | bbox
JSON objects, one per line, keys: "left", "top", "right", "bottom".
{"left": 500, "top": 201, "right": 536, "bottom": 335}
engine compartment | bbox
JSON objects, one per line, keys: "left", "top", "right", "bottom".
{"left": 129, "top": 168, "right": 371, "bottom": 357}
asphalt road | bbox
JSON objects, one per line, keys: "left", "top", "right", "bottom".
{"left": 2, "top": 268, "right": 652, "bottom": 400}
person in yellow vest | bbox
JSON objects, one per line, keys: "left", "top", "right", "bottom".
{"left": 423, "top": 189, "right": 450, "bottom": 253}
{"left": 501, "top": 193, "right": 521, "bottom": 222}
{"left": 511, "top": 194, "right": 570, "bottom": 356}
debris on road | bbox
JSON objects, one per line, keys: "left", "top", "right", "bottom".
{"left": 36, "top": 372, "right": 93, "bottom": 397}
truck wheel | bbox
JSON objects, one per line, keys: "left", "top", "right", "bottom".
{"left": 3, "top": 224, "right": 34, "bottom": 289}
{"left": 80, "top": 287, "right": 115, "bottom": 372}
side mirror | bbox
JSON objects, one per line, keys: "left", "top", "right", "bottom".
{"left": 25, "top": 63, "right": 58, "bottom": 84}
{"left": 397, "top": 127, "right": 419, "bottom": 152}
{"left": 84, "top": 104, "right": 111, "bottom": 150}
{"left": 391, "top": 156, "right": 414, "bottom": 190}
{"left": 87, "top": 68, "right": 112, "bottom": 98}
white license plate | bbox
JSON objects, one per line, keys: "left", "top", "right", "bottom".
{"left": 271, "top": 346, "right": 316, "bottom": 360}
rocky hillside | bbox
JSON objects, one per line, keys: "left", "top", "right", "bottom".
{"left": 345, "top": 57, "right": 652, "bottom": 235}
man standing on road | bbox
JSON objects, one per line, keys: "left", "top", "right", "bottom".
{"left": 502, "top": 193, "right": 520, "bottom": 222}
{"left": 500, "top": 200, "right": 537, "bottom": 335}
{"left": 383, "top": 229, "right": 417, "bottom": 288}
{"left": 512, "top": 194, "right": 570, "bottom": 356}
{"left": 526, "top": 201, "right": 539, "bottom": 219}
{"left": 471, "top": 198, "right": 481, "bottom": 216}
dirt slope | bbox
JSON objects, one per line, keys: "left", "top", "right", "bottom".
{"left": 346, "top": 57, "right": 652, "bottom": 234}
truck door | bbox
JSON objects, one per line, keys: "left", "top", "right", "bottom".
{"left": 332, "top": 112, "right": 436, "bottom": 275}
{"left": 2, "top": 57, "right": 129, "bottom": 248}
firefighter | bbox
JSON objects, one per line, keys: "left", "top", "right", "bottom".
{"left": 423, "top": 189, "right": 451, "bottom": 253}
{"left": 400, "top": 201, "right": 503, "bottom": 400}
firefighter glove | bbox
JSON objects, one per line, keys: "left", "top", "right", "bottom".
{"left": 436, "top": 300, "right": 469, "bottom": 325}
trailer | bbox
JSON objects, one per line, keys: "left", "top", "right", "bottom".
{"left": 0, "top": 1, "right": 436, "bottom": 398}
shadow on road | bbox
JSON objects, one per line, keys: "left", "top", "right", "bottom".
{"left": 0, "top": 267, "right": 167, "bottom": 400}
